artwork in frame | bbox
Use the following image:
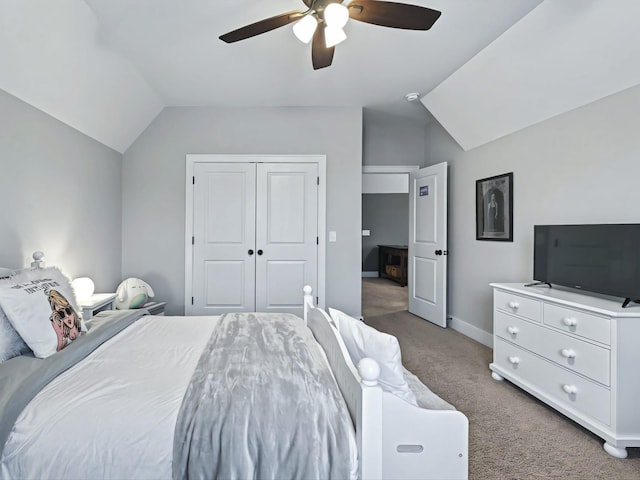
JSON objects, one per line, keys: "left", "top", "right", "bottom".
{"left": 476, "top": 172, "right": 513, "bottom": 241}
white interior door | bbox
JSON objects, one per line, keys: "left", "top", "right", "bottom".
{"left": 408, "top": 162, "right": 448, "bottom": 327}
{"left": 255, "top": 163, "right": 318, "bottom": 315}
{"left": 192, "top": 163, "right": 256, "bottom": 314}
{"left": 189, "top": 160, "right": 318, "bottom": 316}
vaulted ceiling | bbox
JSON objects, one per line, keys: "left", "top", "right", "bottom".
{"left": 1, "top": 1, "right": 637, "bottom": 154}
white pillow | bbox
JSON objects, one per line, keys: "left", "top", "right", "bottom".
{"left": 329, "top": 307, "right": 417, "bottom": 406}
{"left": 403, "top": 367, "right": 455, "bottom": 410}
{"left": 0, "top": 267, "right": 86, "bottom": 358}
{"left": 0, "top": 307, "right": 30, "bottom": 362}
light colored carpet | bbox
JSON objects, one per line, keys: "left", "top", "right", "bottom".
{"left": 362, "top": 277, "right": 640, "bottom": 480}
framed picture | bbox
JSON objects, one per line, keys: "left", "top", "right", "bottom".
{"left": 476, "top": 172, "right": 513, "bottom": 241}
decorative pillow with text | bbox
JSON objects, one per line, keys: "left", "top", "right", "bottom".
{"left": 0, "top": 267, "right": 86, "bottom": 358}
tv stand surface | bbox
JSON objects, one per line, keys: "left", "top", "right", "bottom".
{"left": 489, "top": 283, "right": 640, "bottom": 459}
{"left": 621, "top": 298, "right": 640, "bottom": 308}
{"left": 524, "top": 281, "right": 552, "bottom": 288}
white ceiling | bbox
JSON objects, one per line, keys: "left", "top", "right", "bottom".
{"left": 0, "top": 0, "right": 543, "bottom": 152}
{"left": 422, "top": 0, "right": 640, "bottom": 150}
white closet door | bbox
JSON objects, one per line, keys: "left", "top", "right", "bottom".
{"left": 192, "top": 163, "right": 256, "bottom": 314}
{"left": 255, "top": 163, "right": 318, "bottom": 315}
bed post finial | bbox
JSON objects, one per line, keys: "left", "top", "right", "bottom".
{"left": 303, "top": 285, "right": 313, "bottom": 325}
{"left": 358, "top": 357, "right": 380, "bottom": 386}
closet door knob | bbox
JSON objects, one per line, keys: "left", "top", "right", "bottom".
{"left": 257, "top": 249, "right": 263, "bottom": 256}
{"left": 248, "top": 249, "right": 254, "bottom": 256}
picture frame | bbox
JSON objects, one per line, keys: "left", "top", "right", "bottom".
{"left": 476, "top": 172, "right": 513, "bottom": 241}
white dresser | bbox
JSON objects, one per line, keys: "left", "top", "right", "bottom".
{"left": 490, "top": 283, "right": 640, "bottom": 458}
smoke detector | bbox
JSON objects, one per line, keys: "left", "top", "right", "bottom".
{"left": 405, "top": 92, "right": 420, "bottom": 102}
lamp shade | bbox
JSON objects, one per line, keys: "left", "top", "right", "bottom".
{"left": 324, "top": 3, "right": 349, "bottom": 28}
{"left": 72, "top": 277, "right": 95, "bottom": 302}
{"left": 293, "top": 15, "right": 318, "bottom": 44}
{"left": 325, "top": 26, "right": 347, "bottom": 48}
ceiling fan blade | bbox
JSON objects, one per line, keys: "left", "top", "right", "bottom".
{"left": 347, "top": 0, "right": 441, "bottom": 30}
{"left": 219, "top": 11, "right": 305, "bottom": 43}
{"left": 311, "top": 26, "right": 335, "bottom": 70}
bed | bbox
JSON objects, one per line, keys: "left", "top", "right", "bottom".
{"left": 0, "top": 260, "right": 468, "bottom": 479}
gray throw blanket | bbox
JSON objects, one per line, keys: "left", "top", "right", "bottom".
{"left": 172, "top": 312, "right": 353, "bottom": 480}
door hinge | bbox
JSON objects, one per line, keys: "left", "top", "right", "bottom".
{"left": 316, "top": 236, "right": 319, "bottom": 245}
{"left": 192, "top": 236, "right": 195, "bottom": 245}
{"left": 192, "top": 176, "right": 195, "bottom": 185}
{"left": 317, "top": 296, "right": 319, "bottom": 304}
{"left": 191, "top": 297, "right": 194, "bottom": 305}
{"left": 317, "top": 176, "right": 319, "bottom": 186}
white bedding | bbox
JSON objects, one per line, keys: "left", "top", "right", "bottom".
{"left": 0, "top": 314, "right": 358, "bottom": 480}
{"left": 2, "top": 315, "right": 216, "bottom": 479}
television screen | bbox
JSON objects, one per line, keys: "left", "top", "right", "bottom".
{"left": 533, "top": 224, "right": 640, "bottom": 302}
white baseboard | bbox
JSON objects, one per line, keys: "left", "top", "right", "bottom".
{"left": 448, "top": 315, "right": 493, "bottom": 348}
{"left": 362, "top": 271, "right": 379, "bottom": 278}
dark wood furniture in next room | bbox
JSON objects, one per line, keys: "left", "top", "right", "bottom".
{"left": 378, "top": 245, "right": 408, "bottom": 287}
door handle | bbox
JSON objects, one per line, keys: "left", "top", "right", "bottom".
{"left": 248, "top": 249, "right": 254, "bottom": 256}
{"left": 257, "top": 249, "right": 263, "bottom": 256}
{"left": 435, "top": 250, "right": 442, "bottom": 256}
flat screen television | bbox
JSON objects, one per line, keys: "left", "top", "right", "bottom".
{"left": 532, "top": 224, "right": 640, "bottom": 307}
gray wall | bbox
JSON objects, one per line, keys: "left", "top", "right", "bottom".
{"left": 363, "top": 109, "right": 428, "bottom": 166}
{"left": 0, "top": 89, "right": 122, "bottom": 291}
{"left": 362, "top": 194, "right": 409, "bottom": 272}
{"left": 361, "top": 109, "right": 428, "bottom": 272}
{"left": 425, "top": 83, "right": 640, "bottom": 339}
{"left": 122, "top": 107, "right": 363, "bottom": 317}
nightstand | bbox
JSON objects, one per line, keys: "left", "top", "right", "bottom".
{"left": 78, "top": 293, "right": 117, "bottom": 320}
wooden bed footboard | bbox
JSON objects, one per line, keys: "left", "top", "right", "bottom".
{"left": 303, "top": 287, "right": 468, "bottom": 480}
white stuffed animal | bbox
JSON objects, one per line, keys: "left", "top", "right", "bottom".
{"left": 115, "top": 278, "right": 155, "bottom": 309}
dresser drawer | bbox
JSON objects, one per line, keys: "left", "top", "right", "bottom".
{"left": 493, "top": 338, "right": 611, "bottom": 426}
{"left": 494, "top": 290, "right": 542, "bottom": 322}
{"left": 495, "top": 311, "right": 610, "bottom": 386}
{"left": 543, "top": 303, "right": 611, "bottom": 346}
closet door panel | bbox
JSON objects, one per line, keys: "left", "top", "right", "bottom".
{"left": 255, "top": 163, "right": 318, "bottom": 315}
{"left": 192, "top": 163, "right": 256, "bottom": 314}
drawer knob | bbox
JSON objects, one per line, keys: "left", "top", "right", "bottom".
{"left": 508, "top": 301, "right": 520, "bottom": 310}
{"left": 508, "top": 356, "right": 520, "bottom": 365}
{"left": 507, "top": 326, "right": 519, "bottom": 336}
{"left": 561, "top": 348, "right": 576, "bottom": 359}
{"left": 562, "top": 384, "right": 577, "bottom": 395}
{"left": 562, "top": 317, "right": 578, "bottom": 327}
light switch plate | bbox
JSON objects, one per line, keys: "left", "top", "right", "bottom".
{"left": 362, "top": 230, "right": 370, "bottom": 236}
{"left": 329, "top": 231, "right": 337, "bottom": 242}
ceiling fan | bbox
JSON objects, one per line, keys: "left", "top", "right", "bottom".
{"left": 219, "top": 0, "right": 441, "bottom": 70}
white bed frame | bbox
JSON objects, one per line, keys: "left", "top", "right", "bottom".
{"left": 303, "top": 286, "right": 468, "bottom": 480}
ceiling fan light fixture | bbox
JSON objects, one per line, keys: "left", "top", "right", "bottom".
{"left": 325, "top": 26, "right": 347, "bottom": 48}
{"left": 324, "top": 3, "right": 349, "bottom": 28}
{"left": 293, "top": 14, "right": 318, "bottom": 44}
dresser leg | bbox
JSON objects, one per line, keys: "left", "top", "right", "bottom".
{"left": 491, "top": 372, "right": 504, "bottom": 381}
{"left": 603, "top": 442, "right": 628, "bottom": 459}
